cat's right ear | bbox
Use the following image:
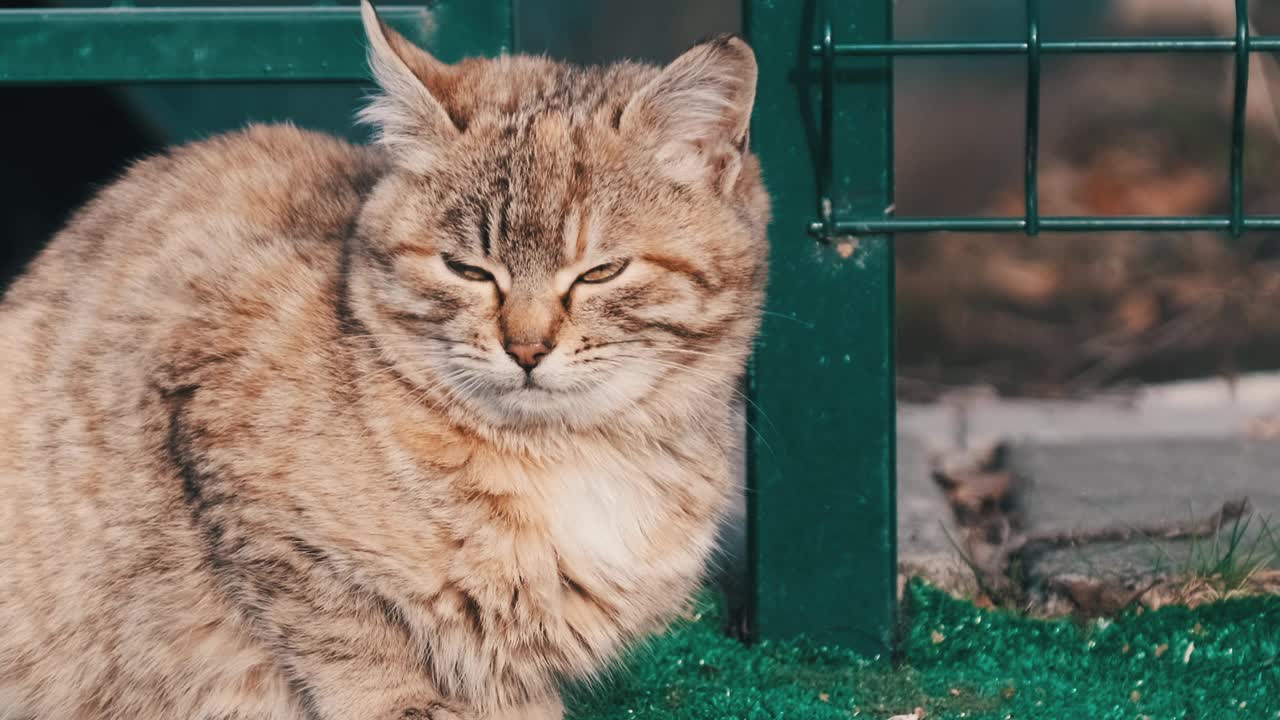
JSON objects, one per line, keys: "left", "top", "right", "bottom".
{"left": 359, "top": 0, "right": 460, "bottom": 167}
{"left": 619, "top": 35, "right": 756, "bottom": 193}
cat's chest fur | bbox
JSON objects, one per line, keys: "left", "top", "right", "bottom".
{"left": 543, "top": 450, "right": 670, "bottom": 578}
{"left": 422, "top": 435, "right": 726, "bottom": 689}
{"left": 460, "top": 439, "right": 720, "bottom": 591}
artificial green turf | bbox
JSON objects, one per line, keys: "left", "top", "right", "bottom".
{"left": 567, "top": 579, "right": 1280, "bottom": 720}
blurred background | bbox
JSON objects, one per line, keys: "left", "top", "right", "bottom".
{"left": 5, "top": 0, "right": 1280, "bottom": 611}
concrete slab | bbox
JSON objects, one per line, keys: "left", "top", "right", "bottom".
{"left": 896, "top": 372, "right": 1280, "bottom": 585}
{"left": 1012, "top": 440, "right": 1280, "bottom": 578}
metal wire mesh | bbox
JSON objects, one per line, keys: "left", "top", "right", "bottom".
{"left": 810, "top": 0, "right": 1280, "bottom": 240}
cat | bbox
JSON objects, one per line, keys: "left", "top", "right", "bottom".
{"left": 0, "top": 2, "right": 769, "bottom": 718}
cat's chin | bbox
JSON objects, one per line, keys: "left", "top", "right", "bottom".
{"left": 481, "top": 386, "right": 628, "bottom": 430}
{"left": 439, "top": 379, "right": 645, "bottom": 433}
{"left": 418, "top": 360, "right": 658, "bottom": 432}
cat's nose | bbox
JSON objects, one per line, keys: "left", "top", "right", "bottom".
{"left": 505, "top": 341, "right": 553, "bottom": 372}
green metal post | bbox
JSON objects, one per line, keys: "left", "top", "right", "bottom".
{"left": 744, "top": 0, "right": 896, "bottom": 657}
{"left": 0, "top": 3, "right": 513, "bottom": 144}
{"left": 0, "top": 4, "right": 512, "bottom": 84}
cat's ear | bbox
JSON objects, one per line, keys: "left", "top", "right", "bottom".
{"left": 620, "top": 35, "right": 757, "bottom": 194}
{"left": 359, "top": 0, "right": 460, "bottom": 167}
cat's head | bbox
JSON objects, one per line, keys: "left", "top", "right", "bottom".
{"left": 346, "top": 1, "right": 769, "bottom": 432}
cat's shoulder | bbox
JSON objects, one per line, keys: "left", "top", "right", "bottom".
{"left": 38, "top": 124, "right": 386, "bottom": 273}
{"left": 170, "top": 123, "right": 382, "bottom": 183}
{"left": 103, "top": 123, "right": 381, "bottom": 198}
{"left": 4, "top": 124, "right": 385, "bottom": 324}
{"left": 145, "top": 123, "right": 386, "bottom": 235}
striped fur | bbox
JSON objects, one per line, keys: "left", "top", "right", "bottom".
{"left": 0, "top": 3, "right": 768, "bottom": 718}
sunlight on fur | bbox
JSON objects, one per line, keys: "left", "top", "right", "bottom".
{"left": 0, "top": 2, "right": 768, "bottom": 718}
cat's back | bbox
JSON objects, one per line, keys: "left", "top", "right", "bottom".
{"left": 1, "top": 121, "right": 385, "bottom": 499}
{"left": 0, "top": 123, "right": 382, "bottom": 420}
{"left": 1, "top": 123, "right": 380, "bottom": 471}
{"left": 2, "top": 122, "right": 383, "bottom": 325}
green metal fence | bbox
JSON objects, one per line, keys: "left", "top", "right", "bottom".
{"left": 744, "top": 0, "right": 1280, "bottom": 659}
{"left": 0, "top": 3, "right": 513, "bottom": 146}
{"left": 0, "top": 4, "right": 510, "bottom": 83}
{"left": 811, "top": 0, "right": 1279, "bottom": 239}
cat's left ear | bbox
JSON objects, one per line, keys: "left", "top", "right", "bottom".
{"left": 620, "top": 35, "right": 757, "bottom": 194}
{"left": 359, "top": 0, "right": 461, "bottom": 168}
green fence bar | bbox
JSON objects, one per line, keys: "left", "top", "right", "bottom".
{"left": 812, "top": 0, "right": 1274, "bottom": 241}
{"left": 811, "top": 216, "right": 1280, "bottom": 235}
{"left": 1024, "top": 0, "right": 1041, "bottom": 236}
{"left": 1231, "top": 0, "right": 1251, "bottom": 236}
{"left": 820, "top": 38, "right": 1280, "bottom": 56}
{"left": 0, "top": 4, "right": 512, "bottom": 84}
{"left": 745, "top": 0, "right": 897, "bottom": 657}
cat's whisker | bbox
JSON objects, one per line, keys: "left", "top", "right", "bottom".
{"left": 612, "top": 351, "right": 779, "bottom": 433}
{"left": 615, "top": 356, "right": 775, "bottom": 456}
{"left": 659, "top": 346, "right": 740, "bottom": 363}
{"left": 758, "top": 309, "right": 816, "bottom": 328}
{"left": 609, "top": 354, "right": 735, "bottom": 390}
{"left": 338, "top": 339, "right": 461, "bottom": 356}
{"left": 364, "top": 372, "right": 463, "bottom": 409}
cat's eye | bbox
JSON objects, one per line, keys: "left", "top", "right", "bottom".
{"left": 444, "top": 257, "right": 494, "bottom": 283}
{"left": 576, "top": 259, "right": 630, "bottom": 285}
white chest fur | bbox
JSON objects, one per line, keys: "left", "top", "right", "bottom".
{"left": 539, "top": 446, "right": 705, "bottom": 588}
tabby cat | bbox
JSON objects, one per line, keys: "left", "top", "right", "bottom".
{"left": 0, "top": 2, "right": 768, "bottom": 718}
